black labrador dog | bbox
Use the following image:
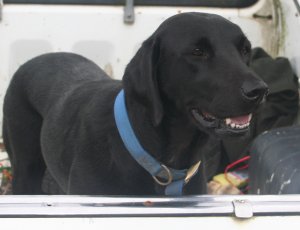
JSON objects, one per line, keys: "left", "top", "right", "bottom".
{"left": 3, "top": 12, "right": 268, "bottom": 195}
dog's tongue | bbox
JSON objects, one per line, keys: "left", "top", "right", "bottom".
{"left": 229, "top": 114, "right": 252, "bottom": 125}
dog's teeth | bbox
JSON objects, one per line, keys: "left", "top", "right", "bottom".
{"left": 227, "top": 121, "right": 250, "bottom": 130}
{"left": 225, "top": 114, "right": 252, "bottom": 130}
{"left": 225, "top": 115, "right": 252, "bottom": 129}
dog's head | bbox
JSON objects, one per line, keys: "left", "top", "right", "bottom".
{"left": 124, "top": 12, "right": 268, "bottom": 137}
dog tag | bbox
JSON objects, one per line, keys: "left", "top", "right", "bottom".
{"left": 185, "top": 161, "right": 201, "bottom": 183}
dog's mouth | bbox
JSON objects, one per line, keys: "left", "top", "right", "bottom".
{"left": 191, "top": 109, "right": 252, "bottom": 135}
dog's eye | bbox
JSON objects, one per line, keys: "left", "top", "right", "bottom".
{"left": 193, "top": 48, "right": 210, "bottom": 59}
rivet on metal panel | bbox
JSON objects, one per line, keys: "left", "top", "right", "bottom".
{"left": 232, "top": 199, "right": 253, "bottom": 219}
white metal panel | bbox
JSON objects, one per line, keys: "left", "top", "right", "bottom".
{"left": 0, "top": 1, "right": 268, "bottom": 80}
{"left": 1, "top": 216, "right": 300, "bottom": 230}
{"left": 0, "top": 195, "right": 300, "bottom": 229}
{"left": 1, "top": 195, "right": 300, "bottom": 216}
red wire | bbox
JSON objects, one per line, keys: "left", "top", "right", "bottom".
{"left": 224, "top": 155, "right": 250, "bottom": 188}
{"left": 225, "top": 155, "right": 250, "bottom": 173}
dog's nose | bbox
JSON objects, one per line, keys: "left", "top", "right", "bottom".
{"left": 241, "top": 80, "right": 269, "bottom": 103}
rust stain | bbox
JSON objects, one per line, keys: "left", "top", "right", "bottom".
{"left": 143, "top": 200, "right": 154, "bottom": 207}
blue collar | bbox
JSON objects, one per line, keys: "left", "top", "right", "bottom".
{"left": 114, "top": 89, "right": 201, "bottom": 196}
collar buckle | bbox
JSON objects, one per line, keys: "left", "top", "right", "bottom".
{"left": 185, "top": 161, "right": 201, "bottom": 183}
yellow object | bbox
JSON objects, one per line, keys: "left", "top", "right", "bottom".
{"left": 213, "top": 172, "right": 248, "bottom": 188}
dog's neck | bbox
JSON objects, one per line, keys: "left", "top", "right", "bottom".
{"left": 161, "top": 115, "right": 205, "bottom": 169}
{"left": 125, "top": 92, "right": 207, "bottom": 170}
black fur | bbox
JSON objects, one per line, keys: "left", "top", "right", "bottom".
{"left": 3, "top": 13, "right": 267, "bottom": 195}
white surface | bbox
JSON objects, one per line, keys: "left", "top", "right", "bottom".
{"left": 1, "top": 216, "right": 300, "bottom": 230}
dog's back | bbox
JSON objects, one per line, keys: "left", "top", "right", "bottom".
{"left": 5, "top": 53, "right": 110, "bottom": 115}
{"left": 3, "top": 52, "right": 117, "bottom": 194}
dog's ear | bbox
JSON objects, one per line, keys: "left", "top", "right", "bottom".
{"left": 123, "top": 36, "right": 164, "bottom": 127}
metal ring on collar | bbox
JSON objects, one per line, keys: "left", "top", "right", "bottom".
{"left": 152, "top": 164, "right": 173, "bottom": 186}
